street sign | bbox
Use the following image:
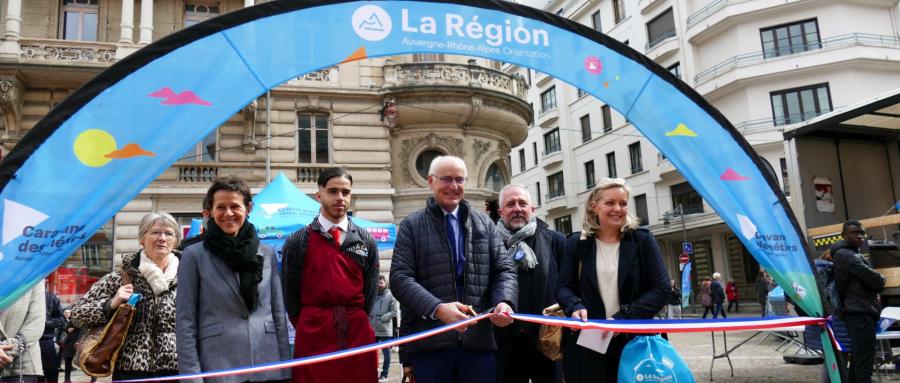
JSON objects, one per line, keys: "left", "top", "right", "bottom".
{"left": 679, "top": 253, "right": 690, "bottom": 264}
{"left": 682, "top": 242, "right": 693, "bottom": 254}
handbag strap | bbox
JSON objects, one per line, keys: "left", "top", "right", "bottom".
{"left": 118, "top": 267, "right": 132, "bottom": 286}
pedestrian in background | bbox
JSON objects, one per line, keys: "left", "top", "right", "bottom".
{"left": 0, "top": 283, "right": 46, "bottom": 383}
{"left": 833, "top": 220, "right": 885, "bottom": 383}
{"left": 726, "top": 279, "right": 739, "bottom": 313}
{"left": 369, "top": 275, "right": 399, "bottom": 382}
{"left": 57, "top": 312, "right": 79, "bottom": 383}
{"left": 700, "top": 277, "right": 713, "bottom": 319}
{"left": 666, "top": 279, "right": 682, "bottom": 319}
{"left": 555, "top": 177, "right": 669, "bottom": 382}
{"left": 711, "top": 273, "right": 726, "bottom": 319}
{"left": 756, "top": 270, "right": 772, "bottom": 317}
{"left": 39, "top": 288, "right": 65, "bottom": 383}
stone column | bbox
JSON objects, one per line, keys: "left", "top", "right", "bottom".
{"left": 139, "top": 0, "right": 153, "bottom": 44}
{"left": 0, "top": 0, "right": 22, "bottom": 58}
{"left": 244, "top": 0, "right": 255, "bottom": 7}
{"left": 3, "top": 0, "right": 21, "bottom": 41}
{"left": 120, "top": 0, "right": 134, "bottom": 44}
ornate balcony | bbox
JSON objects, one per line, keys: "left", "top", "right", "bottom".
{"left": 383, "top": 60, "right": 529, "bottom": 99}
{"left": 19, "top": 38, "right": 117, "bottom": 66}
{"left": 382, "top": 60, "right": 532, "bottom": 146}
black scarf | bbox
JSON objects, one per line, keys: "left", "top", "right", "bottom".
{"left": 203, "top": 219, "right": 263, "bottom": 312}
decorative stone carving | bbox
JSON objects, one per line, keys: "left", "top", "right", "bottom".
{"left": 0, "top": 76, "right": 23, "bottom": 137}
{"left": 20, "top": 42, "right": 116, "bottom": 64}
{"left": 399, "top": 133, "right": 463, "bottom": 185}
{"left": 383, "top": 62, "right": 529, "bottom": 101}
{"left": 0, "top": 78, "right": 22, "bottom": 111}
{"left": 473, "top": 139, "right": 491, "bottom": 164}
{"left": 297, "top": 67, "right": 335, "bottom": 82}
{"left": 497, "top": 141, "right": 511, "bottom": 159}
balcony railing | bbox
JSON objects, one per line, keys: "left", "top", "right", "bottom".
{"left": 287, "top": 67, "right": 338, "bottom": 86}
{"left": 546, "top": 190, "right": 566, "bottom": 200}
{"left": 686, "top": 0, "right": 728, "bottom": 28}
{"left": 646, "top": 31, "right": 677, "bottom": 50}
{"left": 694, "top": 33, "right": 900, "bottom": 85}
{"left": 383, "top": 61, "right": 529, "bottom": 99}
{"left": 166, "top": 163, "right": 341, "bottom": 184}
{"left": 539, "top": 104, "right": 558, "bottom": 115}
{"left": 19, "top": 38, "right": 117, "bottom": 65}
{"left": 177, "top": 164, "right": 219, "bottom": 183}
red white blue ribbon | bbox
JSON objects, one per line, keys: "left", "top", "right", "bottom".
{"left": 117, "top": 313, "right": 826, "bottom": 382}
{"left": 823, "top": 315, "right": 845, "bottom": 352}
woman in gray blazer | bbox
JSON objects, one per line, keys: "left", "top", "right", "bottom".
{"left": 177, "top": 176, "right": 290, "bottom": 383}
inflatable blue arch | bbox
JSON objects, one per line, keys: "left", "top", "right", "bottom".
{"left": 0, "top": 1, "right": 840, "bottom": 379}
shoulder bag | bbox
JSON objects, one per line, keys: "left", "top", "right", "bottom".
{"left": 75, "top": 268, "right": 138, "bottom": 377}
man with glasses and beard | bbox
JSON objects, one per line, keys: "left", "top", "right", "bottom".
{"left": 493, "top": 184, "right": 563, "bottom": 383}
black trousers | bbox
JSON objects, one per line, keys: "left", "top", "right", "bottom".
{"left": 844, "top": 313, "right": 877, "bottom": 383}
{"left": 38, "top": 339, "right": 59, "bottom": 383}
{"left": 62, "top": 357, "right": 74, "bottom": 382}
{"left": 496, "top": 331, "right": 556, "bottom": 383}
{"left": 727, "top": 300, "right": 739, "bottom": 312}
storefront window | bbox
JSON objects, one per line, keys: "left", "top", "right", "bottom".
{"left": 46, "top": 218, "right": 114, "bottom": 306}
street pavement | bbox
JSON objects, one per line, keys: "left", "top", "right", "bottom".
{"left": 67, "top": 308, "right": 897, "bottom": 383}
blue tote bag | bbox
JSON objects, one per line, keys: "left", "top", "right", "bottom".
{"left": 618, "top": 335, "right": 695, "bottom": 383}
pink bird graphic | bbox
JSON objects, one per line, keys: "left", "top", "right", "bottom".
{"left": 149, "top": 87, "right": 212, "bottom": 106}
{"left": 720, "top": 168, "right": 750, "bottom": 181}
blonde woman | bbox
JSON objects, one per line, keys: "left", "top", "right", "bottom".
{"left": 70, "top": 212, "right": 182, "bottom": 380}
{"left": 555, "top": 178, "right": 669, "bottom": 383}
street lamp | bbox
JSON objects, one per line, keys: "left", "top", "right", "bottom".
{"left": 662, "top": 204, "right": 687, "bottom": 246}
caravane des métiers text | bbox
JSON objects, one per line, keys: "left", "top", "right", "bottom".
{"left": 16, "top": 224, "right": 87, "bottom": 259}
{"left": 754, "top": 232, "right": 799, "bottom": 255}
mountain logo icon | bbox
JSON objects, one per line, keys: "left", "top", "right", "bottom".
{"left": 352, "top": 5, "right": 392, "bottom": 41}
{"left": 359, "top": 14, "right": 385, "bottom": 32}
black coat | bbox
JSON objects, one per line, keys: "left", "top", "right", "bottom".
{"left": 498, "top": 218, "right": 564, "bottom": 337}
{"left": 833, "top": 243, "right": 885, "bottom": 318}
{"left": 711, "top": 280, "right": 725, "bottom": 304}
{"left": 390, "top": 197, "right": 517, "bottom": 355}
{"left": 555, "top": 229, "right": 669, "bottom": 383}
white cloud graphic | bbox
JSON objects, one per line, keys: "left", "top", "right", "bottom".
{"left": 736, "top": 213, "right": 757, "bottom": 240}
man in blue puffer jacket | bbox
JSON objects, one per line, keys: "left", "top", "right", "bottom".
{"left": 390, "top": 155, "right": 517, "bottom": 383}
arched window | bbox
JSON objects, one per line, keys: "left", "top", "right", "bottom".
{"left": 415, "top": 149, "right": 443, "bottom": 179}
{"left": 485, "top": 162, "right": 505, "bottom": 192}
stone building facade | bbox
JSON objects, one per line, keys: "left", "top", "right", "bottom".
{"left": 0, "top": 0, "right": 530, "bottom": 303}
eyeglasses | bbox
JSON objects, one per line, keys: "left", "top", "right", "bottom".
{"left": 148, "top": 230, "right": 177, "bottom": 239}
{"left": 437, "top": 176, "right": 467, "bottom": 185}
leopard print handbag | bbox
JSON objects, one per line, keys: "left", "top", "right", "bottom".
{"left": 75, "top": 268, "right": 137, "bottom": 377}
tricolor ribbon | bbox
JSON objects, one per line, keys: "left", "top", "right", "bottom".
{"left": 118, "top": 314, "right": 826, "bottom": 382}
{"left": 822, "top": 315, "right": 845, "bottom": 352}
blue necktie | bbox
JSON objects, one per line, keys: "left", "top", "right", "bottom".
{"left": 446, "top": 213, "right": 463, "bottom": 299}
